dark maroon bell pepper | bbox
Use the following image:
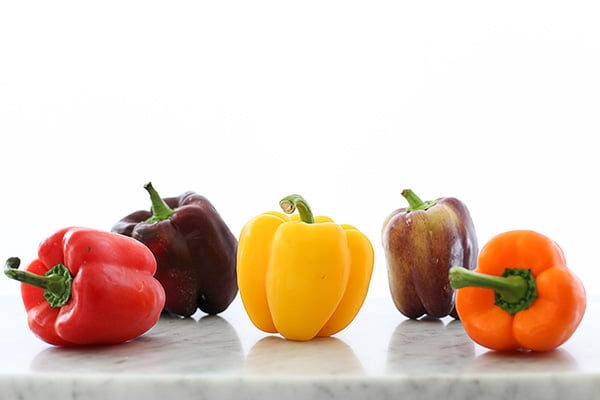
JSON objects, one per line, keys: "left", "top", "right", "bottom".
{"left": 112, "top": 182, "right": 238, "bottom": 317}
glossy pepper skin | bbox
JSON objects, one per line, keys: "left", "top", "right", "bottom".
{"left": 4, "top": 227, "right": 165, "bottom": 346}
{"left": 237, "top": 194, "right": 374, "bottom": 341}
{"left": 112, "top": 182, "right": 237, "bottom": 317}
{"left": 382, "top": 189, "right": 478, "bottom": 319}
{"left": 450, "top": 230, "right": 587, "bottom": 352}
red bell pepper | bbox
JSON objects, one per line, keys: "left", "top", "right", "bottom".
{"left": 4, "top": 227, "right": 166, "bottom": 346}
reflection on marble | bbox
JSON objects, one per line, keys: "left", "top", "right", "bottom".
{"left": 30, "top": 314, "right": 244, "bottom": 374}
{"left": 245, "top": 336, "right": 363, "bottom": 375}
{"left": 1, "top": 295, "right": 599, "bottom": 400}
{"left": 467, "top": 348, "right": 579, "bottom": 373}
{"left": 386, "top": 318, "right": 475, "bottom": 374}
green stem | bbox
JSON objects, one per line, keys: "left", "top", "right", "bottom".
{"left": 279, "top": 194, "right": 314, "bottom": 224}
{"left": 144, "top": 182, "right": 175, "bottom": 223}
{"left": 401, "top": 189, "right": 437, "bottom": 212}
{"left": 449, "top": 266, "right": 537, "bottom": 314}
{"left": 4, "top": 257, "right": 72, "bottom": 308}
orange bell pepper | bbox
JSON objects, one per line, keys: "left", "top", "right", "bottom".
{"left": 449, "top": 230, "right": 586, "bottom": 352}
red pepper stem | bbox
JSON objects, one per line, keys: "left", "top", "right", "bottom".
{"left": 144, "top": 182, "right": 175, "bottom": 223}
{"left": 449, "top": 266, "right": 537, "bottom": 315}
{"left": 401, "top": 189, "right": 437, "bottom": 212}
{"left": 4, "top": 257, "right": 72, "bottom": 308}
{"left": 279, "top": 194, "right": 315, "bottom": 224}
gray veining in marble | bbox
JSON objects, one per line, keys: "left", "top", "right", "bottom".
{"left": 1, "top": 294, "right": 599, "bottom": 400}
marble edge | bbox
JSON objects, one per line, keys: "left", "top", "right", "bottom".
{"left": 2, "top": 371, "right": 600, "bottom": 400}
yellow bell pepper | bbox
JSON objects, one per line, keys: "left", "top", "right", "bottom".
{"left": 237, "top": 194, "right": 374, "bottom": 341}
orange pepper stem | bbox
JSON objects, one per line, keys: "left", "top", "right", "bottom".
{"left": 279, "top": 194, "right": 314, "bottom": 224}
{"left": 401, "top": 189, "right": 437, "bottom": 212}
{"left": 449, "top": 266, "right": 538, "bottom": 315}
{"left": 4, "top": 257, "right": 72, "bottom": 308}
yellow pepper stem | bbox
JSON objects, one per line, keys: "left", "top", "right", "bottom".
{"left": 279, "top": 194, "right": 314, "bottom": 224}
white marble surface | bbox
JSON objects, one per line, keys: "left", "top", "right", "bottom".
{"left": 1, "top": 293, "right": 599, "bottom": 400}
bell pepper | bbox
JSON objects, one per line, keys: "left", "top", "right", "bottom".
{"left": 4, "top": 227, "right": 166, "bottom": 346}
{"left": 382, "top": 189, "right": 478, "bottom": 319}
{"left": 237, "top": 194, "right": 374, "bottom": 341}
{"left": 112, "top": 182, "right": 238, "bottom": 317}
{"left": 449, "top": 230, "right": 587, "bottom": 352}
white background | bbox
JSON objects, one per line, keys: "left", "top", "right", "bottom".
{"left": 1, "top": 1, "right": 599, "bottom": 299}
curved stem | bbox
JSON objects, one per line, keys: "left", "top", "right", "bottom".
{"left": 449, "top": 266, "right": 537, "bottom": 314}
{"left": 401, "top": 189, "right": 437, "bottom": 212}
{"left": 279, "top": 194, "right": 314, "bottom": 224}
{"left": 144, "top": 182, "right": 175, "bottom": 223}
{"left": 4, "top": 257, "right": 72, "bottom": 308}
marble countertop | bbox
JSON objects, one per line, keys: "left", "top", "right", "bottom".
{"left": 0, "top": 293, "right": 598, "bottom": 400}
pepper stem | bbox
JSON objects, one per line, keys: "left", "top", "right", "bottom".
{"left": 401, "top": 189, "right": 437, "bottom": 212}
{"left": 279, "top": 194, "right": 314, "bottom": 224}
{"left": 4, "top": 257, "right": 72, "bottom": 308}
{"left": 144, "top": 182, "right": 175, "bottom": 223}
{"left": 449, "top": 266, "right": 537, "bottom": 314}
